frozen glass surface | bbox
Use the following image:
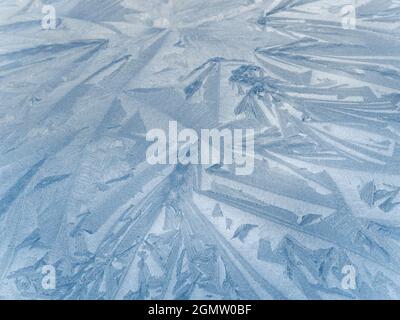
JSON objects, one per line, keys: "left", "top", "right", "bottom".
{"left": 0, "top": 0, "right": 400, "bottom": 300}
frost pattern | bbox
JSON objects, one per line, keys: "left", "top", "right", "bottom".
{"left": 0, "top": 0, "right": 400, "bottom": 300}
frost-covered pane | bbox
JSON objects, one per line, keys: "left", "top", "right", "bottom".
{"left": 0, "top": 0, "right": 400, "bottom": 300}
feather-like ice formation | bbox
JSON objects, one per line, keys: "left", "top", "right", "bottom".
{"left": 0, "top": 0, "right": 400, "bottom": 300}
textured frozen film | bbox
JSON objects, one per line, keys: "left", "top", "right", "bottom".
{"left": 0, "top": 0, "right": 400, "bottom": 300}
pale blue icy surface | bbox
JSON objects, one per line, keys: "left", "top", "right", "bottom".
{"left": 1, "top": 0, "right": 400, "bottom": 300}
